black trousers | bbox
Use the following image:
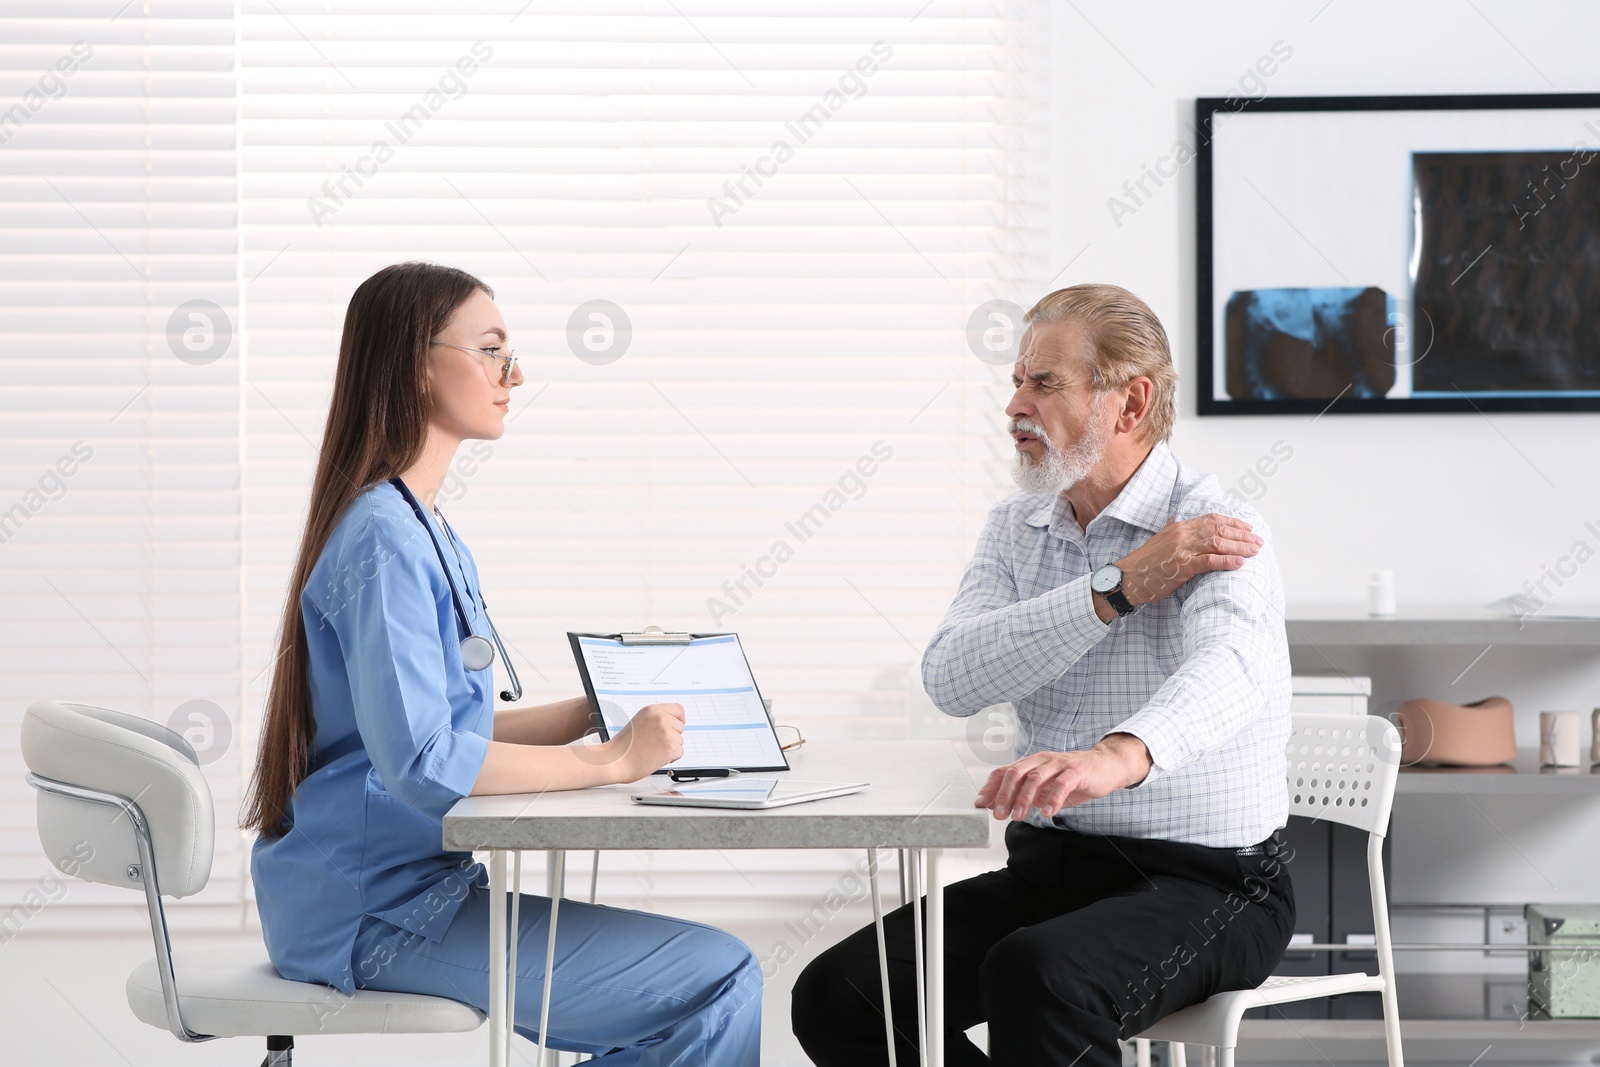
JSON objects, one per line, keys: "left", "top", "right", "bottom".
{"left": 791, "top": 821, "right": 1296, "bottom": 1067}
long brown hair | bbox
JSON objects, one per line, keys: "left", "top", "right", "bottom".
{"left": 242, "top": 262, "right": 492, "bottom": 838}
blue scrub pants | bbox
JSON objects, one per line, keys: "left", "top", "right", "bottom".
{"left": 352, "top": 885, "right": 762, "bottom": 1065}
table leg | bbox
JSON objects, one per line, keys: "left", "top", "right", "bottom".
{"left": 867, "top": 848, "right": 898, "bottom": 1067}
{"left": 508, "top": 852, "right": 522, "bottom": 1066}
{"left": 488, "top": 850, "right": 507, "bottom": 1067}
{"left": 545, "top": 848, "right": 565, "bottom": 899}
{"left": 926, "top": 848, "right": 943, "bottom": 1067}
{"left": 536, "top": 850, "right": 565, "bottom": 1067}
{"left": 909, "top": 849, "right": 927, "bottom": 1067}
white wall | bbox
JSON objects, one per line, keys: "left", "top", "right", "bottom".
{"left": 1047, "top": 0, "right": 1600, "bottom": 611}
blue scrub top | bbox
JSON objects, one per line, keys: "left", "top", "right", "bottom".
{"left": 251, "top": 480, "right": 494, "bottom": 994}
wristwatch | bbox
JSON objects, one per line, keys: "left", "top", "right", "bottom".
{"left": 1090, "top": 563, "right": 1137, "bottom": 618}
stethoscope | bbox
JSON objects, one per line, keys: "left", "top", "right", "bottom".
{"left": 388, "top": 476, "right": 522, "bottom": 702}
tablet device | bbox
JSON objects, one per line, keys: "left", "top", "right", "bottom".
{"left": 632, "top": 778, "right": 868, "bottom": 810}
{"left": 568, "top": 632, "right": 789, "bottom": 774}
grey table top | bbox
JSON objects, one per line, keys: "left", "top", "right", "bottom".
{"left": 443, "top": 739, "right": 992, "bottom": 851}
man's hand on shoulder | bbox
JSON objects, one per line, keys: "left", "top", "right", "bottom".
{"left": 1115, "top": 513, "right": 1262, "bottom": 608}
{"left": 974, "top": 733, "right": 1153, "bottom": 821}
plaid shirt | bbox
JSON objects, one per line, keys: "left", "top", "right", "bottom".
{"left": 922, "top": 441, "right": 1290, "bottom": 847}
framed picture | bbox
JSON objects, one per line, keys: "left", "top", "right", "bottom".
{"left": 1196, "top": 92, "right": 1600, "bottom": 414}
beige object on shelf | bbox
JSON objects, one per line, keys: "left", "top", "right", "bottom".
{"left": 1396, "top": 695, "right": 1516, "bottom": 767}
{"left": 1540, "top": 710, "right": 1582, "bottom": 767}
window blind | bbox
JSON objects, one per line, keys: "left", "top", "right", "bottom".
{"left": 0, "top": 0, "right": 1046, "bottom": 932}
{"left": 0, "top": 1, "right": 245, "bottom": 933}
{"left": 240, "top": 0, "right": 1046, "bottom": 921}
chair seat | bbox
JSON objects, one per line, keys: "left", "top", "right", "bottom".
{"left": 1135, "top": 972, "right": 1386, "bottom": 1045}
{"left": 126, "top": 945, "right": 485, "bottom": 1038}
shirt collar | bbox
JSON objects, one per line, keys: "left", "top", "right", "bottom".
{"left": 1022, "top": 441, "right": 1177, "bottom": 539}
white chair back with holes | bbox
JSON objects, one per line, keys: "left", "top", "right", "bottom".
{"left": 1128, "top": 712, "right": 1404, "bottom": 1067}
{"left": 1286, "top": 712, "right": 1401, "bottom": 835}
{"left": 20, "top": 698, "right": 483, "bottom": 1066}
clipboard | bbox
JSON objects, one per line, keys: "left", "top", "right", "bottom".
{"left": 566, "top": 630, "right": 790, "bottom": 775}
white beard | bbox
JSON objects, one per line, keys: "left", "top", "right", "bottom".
{"left": 1010, "top": 405, "right": 1110, "bottom": 495}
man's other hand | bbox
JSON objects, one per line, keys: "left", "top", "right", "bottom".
{"left": 1116, "top": 513, "right": 1261, "bottom": 607}
{"left": 974, "top": 733, "right": 1153, "bottom": 821}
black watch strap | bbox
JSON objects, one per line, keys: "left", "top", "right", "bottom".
{"left": 1101, "top": 584, "right": 1136, "bottom": 617}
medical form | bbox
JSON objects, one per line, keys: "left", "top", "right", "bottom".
{"left": 566, "top": 632, "right": 790, "bottom": 772}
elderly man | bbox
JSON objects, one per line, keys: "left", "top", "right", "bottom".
{"left": 792, "top": 283, "right": 1295, "bottom": 1066}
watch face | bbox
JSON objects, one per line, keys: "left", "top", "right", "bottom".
{"left": 1091, "top": 564, "right": 1121, "bottom": 594}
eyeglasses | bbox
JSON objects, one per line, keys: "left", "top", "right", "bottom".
{"left": 429, "top": 339, "right": 518, "bottom": 386}
{"left": 775, "top": 725, "right": 805, "bottom": 752}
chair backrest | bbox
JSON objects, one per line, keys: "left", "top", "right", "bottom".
{"left": 1285, "top": 712, "right": 1401, "bottom": 836}
{"left": 20, "top": 699, "right": 214, "bottom": 897}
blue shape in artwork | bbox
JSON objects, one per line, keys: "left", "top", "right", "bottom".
{"left": 1224, "top": 286, "right": 1395, "bottom": 401}
{"left": 1249, "top": 287, "right": 1314, "bottom": 342}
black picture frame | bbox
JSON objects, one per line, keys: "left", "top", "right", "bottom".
{"left": 1196, "top": 92, "right": 1600, "bottom": 415}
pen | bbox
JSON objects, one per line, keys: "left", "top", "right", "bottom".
{"left": 669, "top": 768, "right": 741, "bottom": 782}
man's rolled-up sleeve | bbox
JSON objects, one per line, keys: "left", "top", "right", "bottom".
{"left": 1106, "top": 532, "right": 1285, "bottom": 786}
{"left": 922, "top": 505, "right": 1109, "bottom": 717}
{"left": 317, "top": 514, "right": 490, "bottom": 818}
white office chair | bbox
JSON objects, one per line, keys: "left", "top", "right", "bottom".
{"left": 20, "top": 699, "right": 484, "bottom": 1065}
{"left": 1130, "top": 712, "right": 1405, "bottom": 1067}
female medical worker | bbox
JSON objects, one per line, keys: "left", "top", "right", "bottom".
{"left": 242, "top": 261, "right": 761, "bottom": 1063}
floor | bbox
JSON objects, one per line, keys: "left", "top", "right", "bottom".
{"left": 7, "top": 908, "right": 1589, "bottom": 1066}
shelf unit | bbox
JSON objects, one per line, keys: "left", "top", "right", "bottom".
{"left": 1240, "top": 971, "right": 1600, "bottom": 1047}
{"left": 1397, "top": 750, "right": 1600, "bottom": 793}
{"left": 1260, "top": 608, "right": 1600, "bottom": 1053}
{"left": 1284, "top": 604, "right": 1600, "bottom": 648}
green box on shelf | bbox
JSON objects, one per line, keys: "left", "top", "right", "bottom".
{"left": 1526, "top": 904, "right": 1600, "bottom": 1018}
